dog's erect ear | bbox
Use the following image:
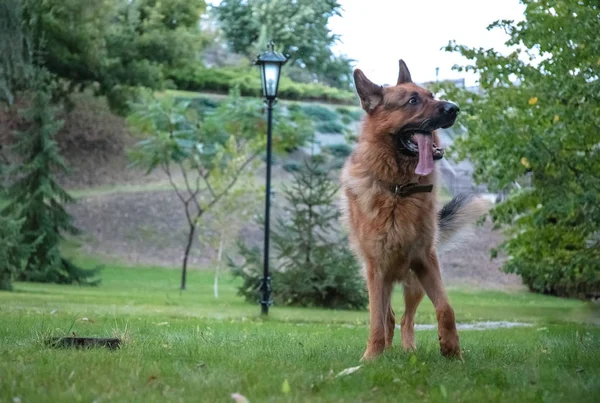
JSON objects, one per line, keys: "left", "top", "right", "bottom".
{"left": 353, "top": 69, "right": 382, "bottom": 113}
{"left": 397, "top": 59, "right": 412, "bottom": 84}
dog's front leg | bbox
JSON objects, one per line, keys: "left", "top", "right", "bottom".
{"left": 362, "top": 266, "right": 393, "bottom": 361}
{"left": 413, "top": 251, "right": 461, "bottom": 358}
{"left": 401, "top": 271, "right": 425, "bottom": 351}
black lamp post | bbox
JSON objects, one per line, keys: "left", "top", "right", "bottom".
{"left": 255, "top": 42, "right": 287, "bottom": 315}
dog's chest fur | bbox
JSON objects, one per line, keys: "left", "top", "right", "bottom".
{"left": 340, "top": 144, "right": 438, "bottom": 269}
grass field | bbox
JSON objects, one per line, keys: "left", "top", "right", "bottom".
{"left": 1, "top": 255, "right": 599, "bottom": 403}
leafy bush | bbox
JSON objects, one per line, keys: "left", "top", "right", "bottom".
{"left": 335, "top": 106, "right": 363, "bottom": 121}
{"left": 316, "top": 121, "right": 346, "bottom": 134}
{"left": 327, "top": 157, "right": 346, "bottom": 170}
{"left": 189, "top": 96, "right": 219, "bottom": 110}
{"left": 443, "top": 1, "right": 600, "bottom": 299}
{"left": 323, "top": 144, "right": 353, "bottom": 158}
{"left": 167, "top": 66, "right": 357, "bottom": 104}
{"left": 340, "top": 115, "right": 353, "bottom": 125}
{"left": 282, "top": 161, "right": 301, "bottom": 172}
{"left": 299, "top": 105, "right": 339, "bottom": 122}
{"left": 230, "top": 157, "right": 367, "bottom": 310}
{"left": 294, "top": 105, "right": 348, "bottom": 133}
{"left": 182, "top": 96, "right": 220, "bottom": 117}
{"left": 285, "top": 103, "right": 302, "bottom": 113}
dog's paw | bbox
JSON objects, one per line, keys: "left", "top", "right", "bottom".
{"left": 360, "top": 348, "right": 383, "bottom": 362}
{"left": 439, "top": 338, "right": 461, "bottom": 359}
{"left": 402, "top": 343, "right": 417, "bottom": 352}
{"left": 401, "top": 330, "right": 416, "bottom": 351}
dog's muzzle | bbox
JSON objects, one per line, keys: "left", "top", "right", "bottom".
{"left": 439, "top": 101, "right": 459, "bottom": 129}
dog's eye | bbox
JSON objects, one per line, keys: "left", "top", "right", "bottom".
{"left": 408, "top": 97, "right": 418, "bottom": 105}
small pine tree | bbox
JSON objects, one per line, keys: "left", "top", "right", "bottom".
{"left": 231, "top": 155, "right": 367, "bottom": 310}
{"left": 2, "top": 68, "right": 99, "bottom": 285}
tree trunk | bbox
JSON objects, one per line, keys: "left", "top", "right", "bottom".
{"left": 214, "top": 234, "right": 224, "bottom": 298}
{"left": 306, "top": 203, "right": 313, "bottom": 264}
{"left": 181, "top": 223, "right": 196, "bottom": 290}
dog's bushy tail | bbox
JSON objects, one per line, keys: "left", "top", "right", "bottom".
{"left": 437, "top": 193, "right": 492, "bottom": 246}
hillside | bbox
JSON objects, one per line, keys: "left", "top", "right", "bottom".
{"left": 2, "top": 91, "right": 519, "bottom": 289}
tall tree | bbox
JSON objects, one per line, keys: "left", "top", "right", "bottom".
{"left": 128, "top": 90, "right": 312, "bottom": 290}
{"left": 22, "top": 0, "right": 207, "bottom": 112}
{"left": 439, "top": 0, "right": 600, "bottom": 298}
{"left": 214, "top": 0, "right": 353, "bottom": 88}
{"left": 0, "top": 0, "right": 33, "bottom": 105}
{"left": 198, "top": 179, "right": 261, "bottom": 298}
{"left": 2, "top": 69, "right": 99, "bottom": 285}
{"left": 23, "top": 0, "right": 112, "bottom": 90}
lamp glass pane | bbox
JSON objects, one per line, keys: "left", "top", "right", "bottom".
{"left": 260, "top": 66, "right": 267, "bottom": 98}
{"left": 263, "top": 62, "right": 280, "bottom": 98}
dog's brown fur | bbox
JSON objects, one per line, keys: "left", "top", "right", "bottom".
{"left": 340, "top": 60, "right": 489, "bottom": 360}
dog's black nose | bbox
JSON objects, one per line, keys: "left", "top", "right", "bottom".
{"left": 442, "top": 102, "right": 459, "bottom": 115}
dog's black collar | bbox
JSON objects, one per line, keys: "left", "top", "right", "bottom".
{"left": 377, "top": 179, "right": 433, "bottom": 197}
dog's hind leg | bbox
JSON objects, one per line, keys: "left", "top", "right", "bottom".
{"left": 413, "top": 251, "right": 461, "bottom": 358}
{"left": 385, "top": 304, "right": 395, "bottom": 349}
{"left": 400, "top": 271, "right": 424, "bottom": 351}
{"left": 362, "top": 265, "right": 393, "bottom": 360}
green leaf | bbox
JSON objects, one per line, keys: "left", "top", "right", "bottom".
{"left": 281, "top": 379, "right": 290, "bottom": 394}
{"left": 440, "top": 384, "right": 448, "bottom": 399}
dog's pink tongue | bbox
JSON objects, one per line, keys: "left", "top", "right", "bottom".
{"left": 414, "top": 133, "right": 434, "bottom": 176}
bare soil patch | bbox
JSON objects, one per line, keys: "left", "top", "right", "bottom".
{"left": 69, "top": 188, "right": 521, "bottom": 290}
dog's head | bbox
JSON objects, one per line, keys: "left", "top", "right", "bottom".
{"left": 353, "top": 60, "right": 459, "bottom": 176}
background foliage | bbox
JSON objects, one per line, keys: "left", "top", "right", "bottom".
{"left": 2, "top": 69, "right": 99, "bottom": 285}
{"left": 22, "top": 0, "right": 207, "bottom": 112}
{"left": 128, "top": 89, "right": 313, "bottom": 289}
{"left": 168, "top": 65, "right": 356, "bottom": 104}
{"left": 439, "top": 0, "right": 600, "bottom": 298}
{"left": 6, "top": 0, "right": 354, "bottom": 112}
{"left": 214, "top": 0, "right": 354, "bottom": 89}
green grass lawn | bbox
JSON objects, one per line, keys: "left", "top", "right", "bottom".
{"left": 1, "top": 256, "right": 599, "bottom": 402}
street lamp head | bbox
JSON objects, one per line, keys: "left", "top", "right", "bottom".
{"left": 255, "top": 42, "right": 287, "bottom": 100}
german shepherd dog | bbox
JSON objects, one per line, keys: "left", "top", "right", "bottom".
{"left": 341, "top": 60, "right": 489, "bottom": 360}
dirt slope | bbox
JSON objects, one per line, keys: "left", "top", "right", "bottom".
{"left": 69, "top": 188, "right": 521, "bottom": 289}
